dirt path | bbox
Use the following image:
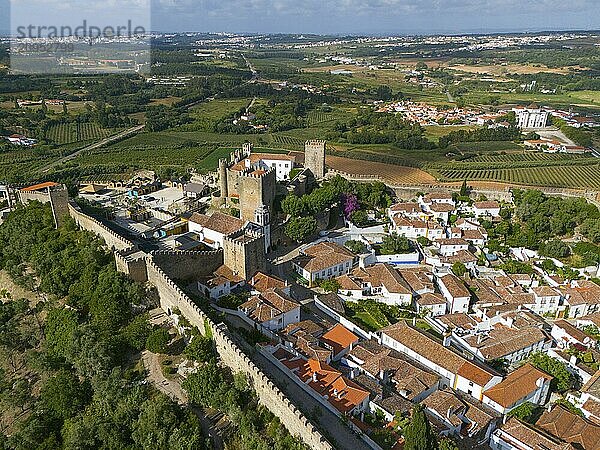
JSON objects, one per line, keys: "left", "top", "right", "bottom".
{"left": 141, "top": 350, "right": 224, "bottom": 450}
{"left": 0, "top": 270, "right": 40, "bottom": 304}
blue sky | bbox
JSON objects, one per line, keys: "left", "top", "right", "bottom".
{"left": 2, "top": 0, "right": 599, "bottom": 35}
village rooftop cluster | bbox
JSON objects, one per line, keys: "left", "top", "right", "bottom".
{"left": 4, "top": 137, "right": 600, "bottom": 450}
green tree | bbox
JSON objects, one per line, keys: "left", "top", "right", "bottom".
{"left": 146, "top": 328, "right": 171, "bottom": 354}
{"left": 507, "top": 401, "right": 539, "bottom": 423}
{"left": 184, "top": 335, "right": 214, "bottom": 362}
{"left": 349, "top": 210, "right": 369, "bottom": 227}
{"left": 319, "top": 279, "right": 340, "bottom": 293}
{"left": 438, "top": 438, "right": 459, "bottom": 450}
{"left": 403, "top": 404, "right": 437, "bottom": 450}
{"left": 281, "top": 194, "right": 304, "bottom": 218}
{"left": 344, "top": 239, "right": 367, "bottom": 254}
{"left": 380, "top": 233, "right": 412, "bottom": 255}
{"left": 540, "top": 240, "right": 571, "bottom": 259}
{"left": 285, "top": 216, "right": 317, "bottom": 242}
{"left": 529, "top": 352, "right": 576, "bottom": 392}
{"left": 40, "top": 370, "right": 90, "bottom": 420}
{"left": 451, "top": 262, "right": 467, "bottom": 277}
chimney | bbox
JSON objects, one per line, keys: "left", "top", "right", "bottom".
{"left": 443, "top": 331, "right": 452, "bottom": 347}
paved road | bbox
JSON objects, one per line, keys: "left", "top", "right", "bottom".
{"left": 41, "top": 124, "right": 145, "bottom": 172}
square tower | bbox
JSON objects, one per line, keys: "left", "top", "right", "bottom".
{"left": 223, "top": 229, "right": 267, "bottom": 280}
{"left": 304, "top": 140, "right": 326, "bottom": 179}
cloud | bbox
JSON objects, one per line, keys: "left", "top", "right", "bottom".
{"left": 4, "top": 0, "right": 599, "bottom": 34}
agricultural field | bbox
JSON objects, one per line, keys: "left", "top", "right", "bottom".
{"left": 423, "top": 125, "right": 479, "bottom": 143}
{"left": 326, "top": 155, "right": 436, "bottom": 185}
{"left": 45, "top": 122, "right": 118, "bottom": 145}
{"left": 68, "top": 144, "right": 217, "bottom": 173}
{"left": 188, "top": 98, "right": 251, "bottom": 120}
{"left": 435, "top": 164, "right": 600, "bottom": 189}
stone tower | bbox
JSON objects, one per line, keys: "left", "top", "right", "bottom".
{"left": 304, "top": 140, "right": 326, "bottom": 179}
{"left": 223, "top": 229, "right": 266, "bottom": 280}
{"left": 218, "top": 158, "right": 228, "bottom": 199}
{"left": 238, "top": 168, "right": 276, "bottom": 224}
{"left": 48, "top": 185, "right": 70, "bottom": 229}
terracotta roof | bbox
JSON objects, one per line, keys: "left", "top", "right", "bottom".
{"left": 316, "top": 292, "right": 346, "bottom": 315}
{"left": 428, "top": 202, "right": 455, "bottom": 212}
{"left": 199, "top": 264, "right": 244, "bottom": 288}
{"left": 320, "top": 324, "right": 359, "bottom": 357}
{"left": 583, "top": 370, "right": 600, "bottom": 397}
{"left": 443, "top": 250, "right": 478, "bottom": 264}
{"left": 483, "top": 363, "right": 552, "bottom": 408}
{"left": 249, "top": 152, "right": 295, "bottom": 162}
{"left": 340, "top": 264, "right": 411, "bottom": 296}
{"left": 437, "top": 238, "right": 469, "bottom": 247}
{"left": 439, "top": 273, "right": 471, "bottom": 299}
{"left": 583, "top": 398, "right": 600, "bottom": 422}
{"left": 497, "top": 418, "right": 575, "bottom": 450}
{"left": 390, "top": 202, "right": 421, "bottom": 213}
{"left": 189, "top": 211, "right": 244, "bottom": 235}
{"left": 423, "top": 388, "right": 499, "bottom": 436}
{"left": 474, "top": 201, "right": 500, "bottom": 209}
{"left": 416, "top": 292, "right": 446, "bottom": 306}
{"left": 239, "top": 288, "right": 299, "bottom": 323}
{"left": 553, "top": 320, "right": 590, "bottom": 344}
{"left": 251, "top": 272, "right": 286, "bottom": 292}
{"left": 20, "top": 181, "right": 59, "bottom": 192}
{"left": 437, "top": 313, "right": 479, "bottom": 331}
{"left": 533, "top": 286, "right": 560, "bottom": 298}
{"left": 291, "top": 359, "right": 369, "bottom": 414}
{"left": 381, "top": 321, "right": 495, "bottom": 386}
{"left": 399, "top": 268, "right": 434, "bottom": 293}
{"left": 536, "top": 405, "right": 600, "bottom": 450}
{"left": 297, "top": 242, "right": 355, "bottom": 273}
{"left": 563, "top": 281, "right": 600, "bottom": 306}
{"left": 464, "top": 325, "right": 548, "bottom": 360}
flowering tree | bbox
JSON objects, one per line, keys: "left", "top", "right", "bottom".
{"left": 342, "top": 193, "right": 359, "bottom": 219}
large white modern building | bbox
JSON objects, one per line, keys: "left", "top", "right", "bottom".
{"left": 512, "top": 106, "right": 549, "bottom": 129}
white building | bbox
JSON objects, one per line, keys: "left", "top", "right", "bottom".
{"left": 434, "top": 238, "right": 470, "bottom": 257}
{"left": 436, "top": 273, "right": 471, "bottom": 314}
{"left": 188, "top": 211, "right": 245, "bottom": 248}
{"left": 472, "top": 201, "right": 501, "bottom": 218}
{"left": 379, "top": 321, "right": 501, "bottom": 400}
{"left": 336, "top": 263, "right": 412, "bottom": 306}
{"left": 293, "top": 241, "right": 355, "bottom": 287}
{"left": 512, "top": 106, "right": 549, "bottom": 130}
{"left": 239, "top": 288, "right": 300, "bottom": 332}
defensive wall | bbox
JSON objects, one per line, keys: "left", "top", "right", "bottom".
{"left": 67, "top": 206, "right": 334, "bottom": 450}
{"left": 68, "top": 202, "right": 134, "bottom": 251}
{"left": 151, "top": 250, "right": 223, "bottom": 282}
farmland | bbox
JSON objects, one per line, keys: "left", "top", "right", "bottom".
{"left": 45, "top": 122, "right": 118, "bottom": 145}
{"left": 435, "top": 164, "right": 600, "bottom": 189}
{"left": 326, "top": 155, "right": 436, "bottom": 185}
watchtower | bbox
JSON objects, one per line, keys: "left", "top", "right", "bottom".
{"left": 304, "top": 140, "right": 326, "bottom": 179}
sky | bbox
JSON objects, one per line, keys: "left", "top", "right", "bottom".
{"left": 1, "top": 0, "right": 600, "bottom": 35}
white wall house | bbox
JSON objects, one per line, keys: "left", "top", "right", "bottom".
{"left": 379, "top": 321, "right": 501, "bottom": 401}
{"left": 188, "top": 211, "right": 245, "bottom": 249}
{"left": 337, "top": 263, "right": 413, "bottom": 306}
{"left": 472, "top": 201, "right": 501, "bottom": 218}
{"left": 436, "top": 274, "right": 471, "bottom": 314}
{"left": 513, "top": 107, "right": 549, "bottom": 129}
{"left": 293, "top": 241, "right": 355, "bottom": 287}
{"left": 434, "top": 238, "right": 470, "bottom": 257}
{"left": 239, "top": 288, "right": 300, "bottom": 332}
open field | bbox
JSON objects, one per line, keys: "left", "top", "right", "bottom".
{"left": 326, "top": 155, "right": 436, "bottom": 185}
{"left": 434, "top": 164, "right": 600, "bottom": 189}
{"left": 423, "top": 125, "right": 479, "bottom": 143}
{"left": 446, "top": 63, "right": 582, "bottom": 76}
{"left": 188, "top": 98, "right": 250, "bottom": 118}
